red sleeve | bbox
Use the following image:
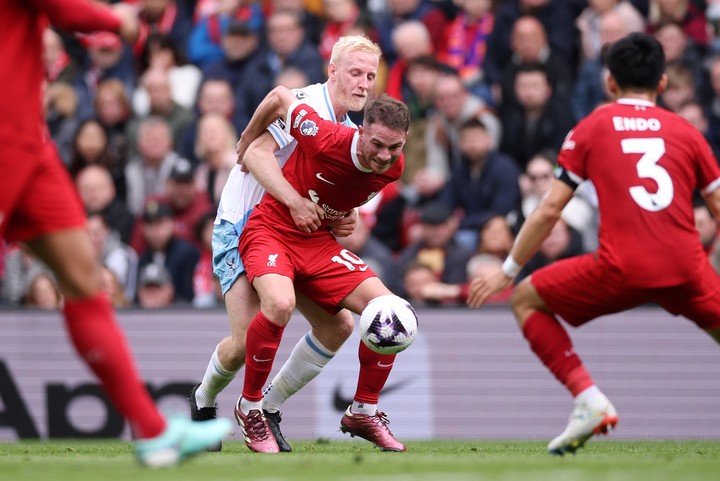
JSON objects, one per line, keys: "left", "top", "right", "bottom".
{"left": 557, "top": 120, "right": 590, "bottom": 181}
{"left": 29, "top": 0, "right": 121, "bottom": 33}
{"left": 288, "top": 103, "right": 348, "bottom": 158}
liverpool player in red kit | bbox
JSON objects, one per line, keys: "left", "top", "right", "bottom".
{"left": 0, "top": 0, "right": 230, "bottom": 466}
{"left": 467, "top": 32, "right": 720, "bottom": 455}
{"left": 234, "top": 88, "right": 411, "bottom": 452}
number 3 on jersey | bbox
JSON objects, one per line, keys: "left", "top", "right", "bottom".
{"left": 623, "top": 137, "right": 673, "bottom": 211}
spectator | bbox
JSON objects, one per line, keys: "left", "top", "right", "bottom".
{"left": 425, "top": 69, "right": 502, "bottom": 201}
{"left": 136, "top": 262, "right": 176, "bottom": 308}
{"left": 87, "top": 211, "right": 139, "bottom": 303}
{"left": 242, "top": 10, "right": 326, "bottom": 113}
{"left": 499, "top": 63, "right": 576, "bottom": 170}
{"left": 187, "top": 0, "right": 264, "bottom": 67}
{"left": 1, "top": 245, "right": 51, "bottom": 306}
{"left": 75, "top": 31, "right": 136, "bottom": 120}
{"left": 391, "top": 201, "right": 474, "bottom": 297}
{"left": 192, "top": 211, "right": 222, "bottom": 308}
{"left": 129, "top": 158, "right": 215, "bottom": 253}
{"left": 646, "top": 0, "right": 708, "bottom": 49}
{"left": 68, "top": 119, "right": 128, "bottom": 202}
{"left": 178, "top": 78, "right": 239, "bottom": 166}
{"left": 576, "top": 0, "right": 645, "bottom": 61}
{"left": 573, "top": 9, "right": 636, "bottom": 120}
{"left": 495, "top": 15, "right": 575, "bottom": 109}
{"left": 439, "top": 0, "right": 494, "bottom": 99}
{"left": 137, "top": 200, "right": 200, "bottom": 303}
{"left": 201, "top": 20, "right": 262, "bottom": 92}
{"left": 193, "top": 113, "right": 238, "bottom": 206}
{"left": 101, "top": 266, "right": 131, "bottom": 308}
{"left": 661, "top": 61, "right": 697, "bottom": 111}
{"left": 23, "top": 272, "right": 63, "bottom": 310}
{"left": 397, "top": 55, "right": 441, "bottom": 189}
{"left": 484, "top": 0, "right": 579, "bottom": 94}
{"left": 133, "top": 33, "right": 202, "bottom": 116}
{"left": 319, "top": 0, "right": 361, "bottom": 63}
{"left": 385, "top": 20, "right": 434, "bottom": 102}
{"left": 440, "top": 118, "right": 521, "bottom": 252}
{"left": 125, "top": 116, "right": 187, "bottom": 216}
{"left": 269, "top": 0, "right": 325, "bottom": 46}
{"left": 44, "top": 82, "right": 81, "bottom": 165}
{"left": 677, "top": 99, "right": 720, "bottom": 157}
{"left": 419, "top": 253, "right": 514, "bottom": 304}
{"left": 695, "top": 202, "right": 720, "bottom": 275}
{"left": 43, "top": 27, "right": 79, "bottom": 85}
{"left": 94, "top": 79, "right": 133, "bottom": 181}
{"left": 476, "top": 215, "right": 515, "bottom": 260}
{"left": 402, "top": 261, "right": 440, "bottom": 305}
{"left": 75, "top": 165, "right": 135, "bottom": 244}
{"left": 652, "top": 21, "right": 707, "bottom": 95}
{"left": 372, "top": 0, "right": 449, "bottom": 66}
{"left": 134, "top": 0, "right": 194, "bottom": 59}
{"left": 521, "top": 150, "right": 598, "bottom": 252}
{"left": 127, "top": 68, "right": 195, "bottom": 156}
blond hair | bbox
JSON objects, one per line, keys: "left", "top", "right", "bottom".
{"left": 329, "top": 35, "right": 382, "bottom": 66}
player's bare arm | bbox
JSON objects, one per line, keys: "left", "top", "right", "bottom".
{"left": 244, "top": 132, "right": 324, "bottom": 233}
{"left": 236, "top": 86, "right": 298, "bottom": 165}
{"left": 467, "top": 179, "right": 575, "bottom": 308}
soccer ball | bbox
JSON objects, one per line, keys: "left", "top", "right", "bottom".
{"left": 359, "top": 295, "right": 418, "bottom": 355}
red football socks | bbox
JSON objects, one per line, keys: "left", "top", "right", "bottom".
{"left": 522, "top": 311, "right": 594, "bottom": 397}
{"left": 353, "top": 341, "right": 396, "bottom": 404}
{"left": 63, "top": 294, "right": 165, "bottom": 439}
{"left": 242, "top": 312, "right": 285, "bottom": 402}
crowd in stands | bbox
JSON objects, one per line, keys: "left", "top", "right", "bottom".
{"left": 3, "top": 0, "right": 720, "bottom": 309}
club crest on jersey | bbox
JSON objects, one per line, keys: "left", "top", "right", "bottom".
{"left": 299, "top": 119, "right": 318, "bottom": 136}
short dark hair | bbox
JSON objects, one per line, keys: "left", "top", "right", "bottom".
{"left": 604, "top": 32, "right": 665, "bottom": 91}
{"left": 363, "top": 94, "right": 410, "bottom": 133}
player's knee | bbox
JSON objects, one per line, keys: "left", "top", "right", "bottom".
{"left": 510, "top": 280, "right": 535, "bottom": 327}
{"left": 261, "top": 294, "right": 295, "bottom": 324}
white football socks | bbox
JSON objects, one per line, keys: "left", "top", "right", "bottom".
{"left": 195, "top": 346, "right": 238, "bottom": 409}
{"left": 575, "top": 385, "right": 608, "bottom": 410}
{"left": 263, "top": 331, "right": 336, "bottom": 413}
{"left": 351, "top": 401, "right": 377, "bottom": 416}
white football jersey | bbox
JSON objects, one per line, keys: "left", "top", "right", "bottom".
{"left": 215, "top": 82, "right": 358, "bottom": 225}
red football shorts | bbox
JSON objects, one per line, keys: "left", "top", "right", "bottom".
{"left": 239, "top": 221, "right": 376, "bottom": 314}
{"left": 532, "top": 253, "right": 720, "bottom": 330}
{"left": 0, "top": 142, "right": 85, "bottom": 242}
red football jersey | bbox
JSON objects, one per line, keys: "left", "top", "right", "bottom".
{"left": 252, "top": 102, "right": 404, "bottom": 236}
{"left": 0, "top": 0, "right": 120, "bottom": 149}
{"left": 558, "top": 99, "right": 720, "bottom": 287}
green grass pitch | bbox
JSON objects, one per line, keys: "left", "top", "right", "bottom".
{"left": 0, "top": 440, "right": 718, "bottom": 481}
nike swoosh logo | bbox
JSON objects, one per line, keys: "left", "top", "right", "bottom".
{"left": 253, "top": 355, "right": 272, "bottom": 362}
{"left": 332, "top": 378, "right": 413, "bottom": 412}
{"left": 316, "top": 172, "right": 335, "bottom": 185}
{"left": 377, "top": 361, "right": 393, "bottom": 368}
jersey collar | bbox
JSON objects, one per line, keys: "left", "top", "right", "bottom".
{"left": 616, "top": 98, "right": 656, "bottom": 107}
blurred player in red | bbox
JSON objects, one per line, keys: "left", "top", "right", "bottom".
{"left": 234, "top": 87, "right": 411, "bottom": 452}
{"left": 0, "top": 0, "right": 230, "bottom": 466}
{"left": 467, "top": 32, "right": 720, "bottom": 455}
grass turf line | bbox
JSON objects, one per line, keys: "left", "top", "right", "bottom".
{"left": 0, "top": 440, "right": 718, "bottom": 481}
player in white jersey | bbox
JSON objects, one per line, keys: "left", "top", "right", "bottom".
{"left": 189, "top": 36, "right": 405, "bottom": 453}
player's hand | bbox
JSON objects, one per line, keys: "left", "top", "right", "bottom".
{"left": 236, "top": 137, "right": 250, "bottom": 172}
{"left": 290, "top": 198, "right": 324, "bottom": 233}
{"left": 328, "top": 209, "right": 357, "bottom": 238}
{"left": 466, "top": 267, "right": 512, "bottom": 308}
{"left": 111, "top": 3, "right": 140, "bottom": 43}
